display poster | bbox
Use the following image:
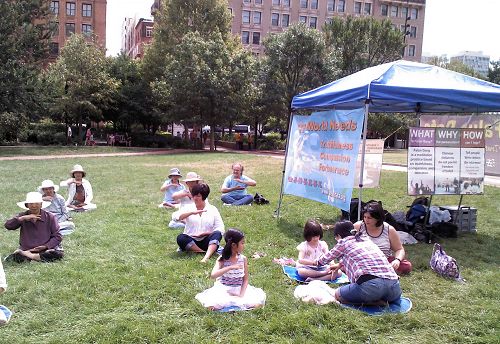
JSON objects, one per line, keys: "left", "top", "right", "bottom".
{"left": 420, "top": 114, "right": 499, "bottom": 175}
{"left": 353, "top": 139, "right": 384, "bottom": 188}
{"left": 284, "top": 109, "right": 364, "bottom": 211}
{"left": 407, "top": 127, "right": 485, "bottom": 195}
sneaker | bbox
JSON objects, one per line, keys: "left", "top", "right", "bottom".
{"left": 222, "top": 203, "right": 232, "bottom": 207}
{"left": 216, "top": 246, "right": 224, "bottom": 255}
{"left": 0, "top": 305, "right": 12, "bottom": 325}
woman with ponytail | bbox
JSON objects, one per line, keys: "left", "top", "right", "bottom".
{"left": 195, "top": 229, "right": 266, "bottom": 311}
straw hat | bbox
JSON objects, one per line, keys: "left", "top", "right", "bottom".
{"left": 168, "top": 168, "right": 182, "bottom": 178}
{"left": 38, "top": 179, "right": 59, "bottom": 193}
{"left": 182, "top": 172, "right": 202, "bottom": 182}
{"left": 16, "top": 192, "right": 51, "bottom": 210}
{"left": 70, "top": 164, "right": 86, "bottom": 177}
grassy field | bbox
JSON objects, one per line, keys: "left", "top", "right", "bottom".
{"left": 382, "top": 149, "right": 408, "bottom": 166}
{"left": 0, "top": 151, "right": 498, "bottom": 343}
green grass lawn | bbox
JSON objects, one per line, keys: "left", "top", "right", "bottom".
{"left": 0, "top": 151, "right": 498, "bottom": 343}
{"left": 383, "top": 149, "right": 408, "bottom": 166}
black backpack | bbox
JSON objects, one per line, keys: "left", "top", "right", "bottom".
{"left": 254, "top": 193, "right": 269, "bottom": 205}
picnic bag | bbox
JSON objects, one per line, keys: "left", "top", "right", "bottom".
{"left": 429, "top": 243, "right": 464, "bottom": 281}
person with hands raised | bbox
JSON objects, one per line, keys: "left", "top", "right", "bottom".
{"left": 220, "top": 163, "right": 256, "bottom": 206}
{"left": 60, "top": 164, "right": 96, "bottom": 211}
{"left": 4, "top": 192, "right": 63, "bottom": 263}
{"left": 175, "top": 183, "right": 224, "bottom": 263}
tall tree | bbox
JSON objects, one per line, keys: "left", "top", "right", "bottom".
{"left": 261, "top": 23, "right": 334, "bottom": 133}
{"left": 489, "top": 60, "right": 500, "bottom": 85}
{"left": 0, "top": 0, "right": 55, "bottom": 129}
{"left": 44, "top": 34, "right": 119, "bottom": 143}
{"left": 324, "top": 16, "right": 405, "bottom": 78}
{"left": 426, "top": 55, "right": 483, "bottom": 79}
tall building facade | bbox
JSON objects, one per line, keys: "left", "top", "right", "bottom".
{"left": 48, "top": 0, "right": 107, "bottom": 57}
{"left": 228, "top": 0, "right": 425, "bottom": 60}
{"left": 149, "top": 0, "right": 425, "bottom": 61}
{"left": 122, "top": 18, "right": 154, "bottom": 59}
{"left": 450, "top": 51, "right": 490, "bottom": 77}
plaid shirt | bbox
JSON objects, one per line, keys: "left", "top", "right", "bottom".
{"left": 317, "top": 236, "right": 398, "bottom": 283}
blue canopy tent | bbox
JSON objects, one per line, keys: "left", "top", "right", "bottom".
{"left": 276, "top": 60, "right": 500, "bottom": 218}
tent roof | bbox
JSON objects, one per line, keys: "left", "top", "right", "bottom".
{"left": 291, "top": 60, "right": 500, "bottom": 113}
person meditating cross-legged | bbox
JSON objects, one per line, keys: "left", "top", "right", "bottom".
{"left": 60, "top": 164, "right": 96, "bottom": 212}
{"left": 354, "top": 202, "right": 412, "bottom": 275}
{"left": 4, "top": 192, "right": 63, "bottom": 263}
{"left": 38, "top": 179, "right": 75, "bottom": 235}
{"left": 176, "top": 183, "right": 224, "bottom": 263}
{"left": 220, "top": 163, "right": 256, "bottom": 206}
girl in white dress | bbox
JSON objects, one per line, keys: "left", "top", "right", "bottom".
{"left": 195, "top": 229, "right": 266, "bottom": 310}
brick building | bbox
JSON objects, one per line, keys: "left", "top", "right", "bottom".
{"left": 48, "top": 0, "right": 107, "bottom": 58}
{"left": 151, "top": 0, "right": 425, "bottom": 61}
{"left": 122, "top": 17, "right": 154, "bottom": 59}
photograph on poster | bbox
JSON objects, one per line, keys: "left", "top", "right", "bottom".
{"left": 434, "top": 176, "right": 460, "bottom": 194}
{"left": 408, "top": 177, "right": 435, "bottom": 195}
{"left": 459, "top": 177, "right": 484, "bottom": 194}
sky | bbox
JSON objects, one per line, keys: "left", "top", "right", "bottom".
{"left": 106, "top": 0, "right": 500, "bottom": 61}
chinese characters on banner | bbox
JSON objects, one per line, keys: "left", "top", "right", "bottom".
{"left": 408, "top": 127, "right": 485, "bottom": 196}
{"left": 420, "top": 114, "right": 499, "bottom": 175}
{"left": 283, "top": 109, "right": 364, "bottom": 211}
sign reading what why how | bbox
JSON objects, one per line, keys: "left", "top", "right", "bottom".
{"left": 420, "top": 114, "right": 499, "bottom": 175}
{"left": 408, "top": 127, "right": 485, "bottom": 196}
{"left": 284, "top": 109, "right": 364, "bottom": 211}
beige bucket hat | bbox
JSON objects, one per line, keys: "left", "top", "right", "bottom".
{"left": 16, "top": 192, "right": 51, "bottom": 210}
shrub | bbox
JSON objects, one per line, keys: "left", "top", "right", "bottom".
{"left": 20, "top": 122, "right": 66, "bottom": 145}
{"left": 257, "top": 133, "right": 286, "bottom": 150}
{"left": 131, "top": 131, "right": 189, "bottom": 149}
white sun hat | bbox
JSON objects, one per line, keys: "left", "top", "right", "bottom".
{"left": 16, "top": 192, "right": 51, "bottom": 210}
{"left": 70, "top": 164, "right": 86, "bottom": 177}
{"left": 182, "top": 172, "right": 202, "bottom": 182}
{"left": 38, "top": 179, "right": 59, "bottom": 193}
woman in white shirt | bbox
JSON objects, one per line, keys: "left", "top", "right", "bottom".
{"left": 175, "top": 183, "right": 224, "bottom": 263}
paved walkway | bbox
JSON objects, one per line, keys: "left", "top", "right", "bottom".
{"left": 2, "top": 147, "right": 499, "bottom": 187}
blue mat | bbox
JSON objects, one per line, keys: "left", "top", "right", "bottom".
{"left": 0, "top": 305, "right": 12, "bottom": 325}
{"left": 217, "top": 305, "right": 244, "bottom": 313}
{"left": 340, "top": 296, "right": 412, "bottom": 316}
{"left": 282, "top": 265, "right": 349, "bottom": 284}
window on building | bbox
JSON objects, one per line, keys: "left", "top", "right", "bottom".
{"left": 283, "top": 0, "right": 290, "bottom": 7}
{"left": 410, "top": 8, "right": 418, "bottom": 19}
{"left": 410, "top": 26, "right": 417, "bottom": 38}
{"left": 354, "top": 2, "right": 361, "bottom": 14}
{"left": 82, "top": 24, "right": 92, "bottom": 35}
{"left": 400, "top": 24, "right": 406, "bottom": 34}
{"left": 253, "top": 11, "right": 261, "bottom": 24}
{"left": 146, "top": 27, "right": 153, "bottom": 37}
{"left": 390, "top": 5, "right": 398, "bottom": 17}
{"left": 272, "top": 0, "right": 280, "bottom": 5}
{"left": 49, "top": 42, "right": 59, "bottom": 55}
{"left": 65, "top": 22, "right": 75, "bottom": 36}
{"left": 255, "top": 0, "right": 262, "bottom": 4}
{"left": 299, "top": 15, "right": 307, "bottom": 24}
{"left": 271, "top": 13, "right": 279, "bottom": 26}
{"left": 337, "top": 0, "right": 345, "bottom": 13}
{"left": 243, "top": 0, "right": 251, "bottom": 4}
{"left": 326, "top": 0, "right": 334, "bottom": 12}
{"left": 325, "top": 17, "right": 332, "bottom": 24}
{"left": 252, "top": 32, "right": 260, "bottom": 45}
{"left": 311, "top": 0, "right": 318, "bottom": 10}
{"left": 381, "top": 4, "right": 388, "bottom": 16}
{"left": 282, "top": 14, "right": 290, "bottom": 27}
{"left": 402, "top": 7, "right": 409, "bottom": 19}
{"left": 53, "top": 23, "right": 59, "bottom": 36}
{"left": 408, "top": 45, "right": 415, "bottom": 56}
{"left": 241, "top": 31, "right": 250, "bottom": 44}
{"left": 66, "top": 2, "right": 76, "bottom": 16}
{"left": 300, "top": 0, "right": 308, "bottom": 9}
{"left": 364, "top": 3, "right": 371, "bottom": 15}
{"left": 309, "top": 17, "right": 317, "bottom": 29}
{"left": 82, "top": 3, "right": 92, "bottom": 17}
{"left": 50, "top": 1, "right": 59, "bottom": 14}
{"left": 228, "top": 7, "right": 233, "bottom": 16}
{"left": 242, "top": 10, "right": 250, "bottom": 24}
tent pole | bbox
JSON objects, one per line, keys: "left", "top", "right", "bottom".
{"left": 275, "top": 112, "right": 295, "bottom": 218}
{"left": 357, "top": 101, "right": 370, "bottom": 221}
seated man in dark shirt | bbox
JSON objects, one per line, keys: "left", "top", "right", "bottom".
{"left": 4, "top": 192, "right": 63, "bottom": 263}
